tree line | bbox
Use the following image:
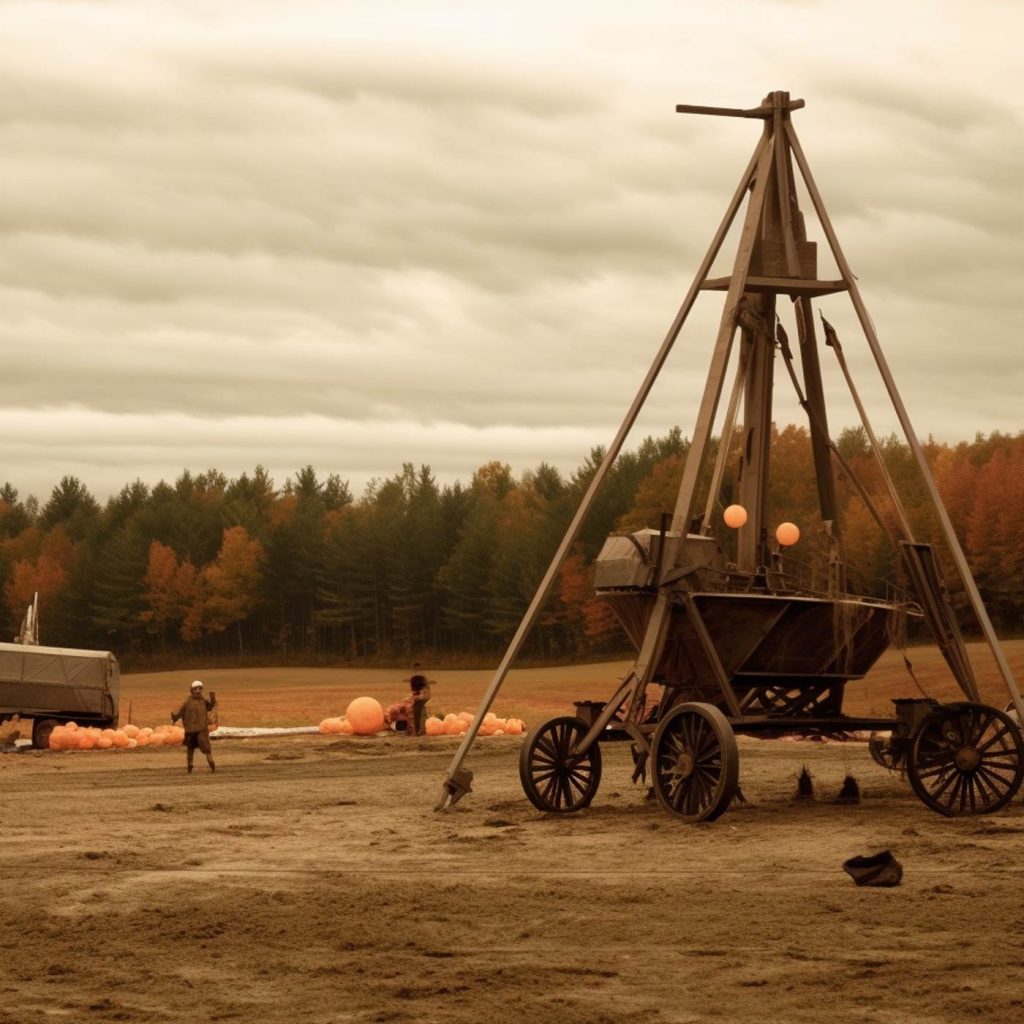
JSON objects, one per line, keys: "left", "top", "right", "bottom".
{"left": 1, "top": 425, "right": 1021, "bottom": 669}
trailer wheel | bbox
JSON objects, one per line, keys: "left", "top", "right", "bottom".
{"left": 32, "top": 718, "right": 60, "bottom": 750}
{"left": 652, "top": 702, "right": 738, "bottom": 822}
{"left": 868, "top": 731, "right": 901, "bottom": 771}
{"left": 519, "top": 716, "right": 602, "bottom": 813}
{"left": 908, "top": 702, "right": 1024, "bottom": 816}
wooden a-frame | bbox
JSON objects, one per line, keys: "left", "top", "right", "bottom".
{"left": 436, "top": 91, "right": 1024, "bottom": 810}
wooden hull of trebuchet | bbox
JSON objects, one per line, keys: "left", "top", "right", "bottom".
{"left": 601, "top": 590, "right": 903, "bottom": 708}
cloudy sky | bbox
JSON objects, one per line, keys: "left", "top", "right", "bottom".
{"left": 2, "top": 0, "right": 1022, "bottom": 504}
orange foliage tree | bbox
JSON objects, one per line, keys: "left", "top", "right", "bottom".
{"left": 182, "top": 526, "right": 266, "bottom": 653}
{"left": 140, "top": 540, "right": 198, "bottom": 648}
{"left": 556, "top": 547, "right": 622, "bottom": 651}
{"left": 2, "top": 526, "right": 78, "bottom": 624}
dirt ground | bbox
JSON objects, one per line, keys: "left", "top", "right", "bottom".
{"left": 3, "top": 644, "right": 1024, "bottom": 1024}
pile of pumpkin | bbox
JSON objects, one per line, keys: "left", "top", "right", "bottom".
{"left": 318, "top": 697, "right": 525, "bottom": 737}
{"left": 47, "top": 721, "right": 204, "bottom": 750}
{"left": 424, "top": 712, "right": 526, "bottom": 737}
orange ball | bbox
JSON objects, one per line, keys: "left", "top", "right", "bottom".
{"left": 504, "top": 720, "right": 523, "bottom": 736}
{"left": 776, "top": 522, "right": 800, "bottom": 546}
{"left": 345, "top": 697, "right": 385, "bottom": 736}
{"left": 723, "top": 504, "right": 748, "bottom": 529}
{"left": 425, "top": 717, "right": 445, "bottom": 736}
{"left": 97, "top": 736, "right": 113, "bottom": 749}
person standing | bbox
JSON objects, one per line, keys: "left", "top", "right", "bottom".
{"left": 171, "top": 679, "right": 217, "bottom": 774}
{"left": 408, "top": 663, "right": 432, "bottom": 737}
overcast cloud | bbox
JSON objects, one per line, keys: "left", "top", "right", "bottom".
{"left": 2, "top": 0, "right": 1022, "bottom": 503}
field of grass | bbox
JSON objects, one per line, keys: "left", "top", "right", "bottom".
{"left": 120, "top": 638, "right": 1024, "bottom": 730}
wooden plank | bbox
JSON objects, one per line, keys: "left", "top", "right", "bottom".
{"left": 700, "top": 275, "right": 847, "bottom": 296}
{"left": 676, "top": 97, "right": 805, "bottom": 119}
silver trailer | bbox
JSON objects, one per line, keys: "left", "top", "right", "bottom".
{"left": 0, "top": 642, "right": 120, "bottom": 748}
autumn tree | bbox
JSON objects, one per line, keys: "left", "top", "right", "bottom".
{"left": 182, "top": 526, "right": 265, "bottom": 655}
{"left": 140, "top": 540, "right": 198, "bottom": 649}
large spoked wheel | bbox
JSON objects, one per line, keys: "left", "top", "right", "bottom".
{"left": 908, "top": 702, "right": 1024, "bottom": 816}
{"left": 651, "top": 702, "right": 739, "bottom": 822}
{"left": 519, "top": 716, "right": 602, "bottom": 813}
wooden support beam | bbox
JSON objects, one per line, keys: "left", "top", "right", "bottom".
{"left": 676, "top": 97, "right": 805, "bottom": 120}
{"left": 434, "top": 122, "right": 774, "bottom": 810}
{"left": 682, "top": 595, "right": 744, "bottom": 718}
{"left": 785, "top": 118, "right": 1024, "bottom": 724}
{"left": 700, "top": 276, "right": 847, "bottom": 297}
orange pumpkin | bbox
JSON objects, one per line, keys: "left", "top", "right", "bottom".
{"left": 345, "top": 697, "right": 385, "bottom": 735}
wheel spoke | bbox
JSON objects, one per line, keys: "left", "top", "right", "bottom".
{"left": 554, "top": 723, "right": 570, "bottom": 759}
{"left": 535, "top": 736, "right": 558, "bottom": 760}
{"left": 976, "top": 723, "right": 1012, "bottom": 754}
{"left": 540, "top": 772, "right": 558, "bottom": 803}
{"left": 972, "top": 769, "right": 998, "bottom": 806}
{"left": 978, "top": 753, "right": 1019, "bottom": 772}
{"left": 692, "top": 772, "right": 712, "bottom": 811}
{"left": 915, "top": 761, "right": 957, "bottom": 783}
{"left": 664, "top": 730, "right": 685, "bottom": 758}
{"left": 681, "top": 716, "right": 698, "bottom": 752}
{"left": 669, "top": 776, "right": 686, "bottom": 809}
{"left": 942, "top": 773, "right": 964, "bottom": 811}
{"left": 565, "top": 767, "right": 592, "bottom": 795}
{"left": 977, "top": 764, "right": 1013, "bottom": 793}
{"left": 966, "top": 709, "right": 994, "bottom": 746}
{"left": 929, "top": 765, "right": 961, "bottom": 802}
{"left": 960, "top": 774, "right": 971, "bottom": 813}
{"left": 978, "top": 748, "right": 1019, "bottom": 764}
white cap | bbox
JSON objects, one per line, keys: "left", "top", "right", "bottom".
{"left": 191, "top": 679, "right": 204, "bottom": 690}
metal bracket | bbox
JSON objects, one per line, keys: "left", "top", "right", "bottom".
{"left": 435, "top": 768, "right": 474, "bottom": 811}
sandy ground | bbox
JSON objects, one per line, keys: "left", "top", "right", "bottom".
{"left": 3, "top": 724, "right": 1024, "bottom": 1024}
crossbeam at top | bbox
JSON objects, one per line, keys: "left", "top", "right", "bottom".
{"left": 676, "top": 97, "right": 805, "bottom": 119}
